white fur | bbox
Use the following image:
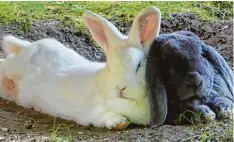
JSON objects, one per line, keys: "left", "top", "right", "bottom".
{"left": 0, "top": 6, "right": 161, "bottom": 129}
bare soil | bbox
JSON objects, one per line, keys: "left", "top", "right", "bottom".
{"left": 0, "top": 14, "right": 233, "bottom": 141}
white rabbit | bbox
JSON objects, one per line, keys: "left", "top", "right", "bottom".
{"left": 0, "top": 6, "right": 161, "bottom": 129}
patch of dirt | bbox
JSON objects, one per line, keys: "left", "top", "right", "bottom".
{"left": 0, "top": 14, "right": 233, "bottom": 141}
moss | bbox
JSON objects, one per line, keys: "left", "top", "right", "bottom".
{"left": 0, "top": 1, "right": 233, "bottom": 32}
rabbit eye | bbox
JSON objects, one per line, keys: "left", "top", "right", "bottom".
{"left": 136, "top": 62, "right": 141, "bottom": 72}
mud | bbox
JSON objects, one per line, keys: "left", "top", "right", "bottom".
{"left": 0, "top": 14, "right": 233, "bottom": 141}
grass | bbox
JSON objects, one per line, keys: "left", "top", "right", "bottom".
{"left": 50, "top": 117, "right": 72, "bottom": 142}
{"left": 0, "top": 1, "right": 233, "bottom": 33}
{"left": 178, "top": 110, "right": 233, "bottom": 141}
{"left": 198, "top": 119, "right": 233, "bottom": 142}
{"left": 178, "top": 110, "right": 203, "bottom": 129}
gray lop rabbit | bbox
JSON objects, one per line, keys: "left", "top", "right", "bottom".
{"left": 146, "top": 30, "right": 233, "bottom": 124}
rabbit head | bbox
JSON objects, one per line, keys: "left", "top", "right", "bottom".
{"left": 82, "top": 6, "right": 161, "bottom": 100}
{"left": 150, "top": 31, "right": 215, "bottom": 100}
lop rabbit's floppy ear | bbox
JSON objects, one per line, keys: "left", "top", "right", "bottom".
{"left": 146, "top": 54, "right": 168, "bottom": 126}
{"left": 82, "top": 10, "right": 123, "bottom": 52}
{"left": 201, "top": 44, "right": 234, "bottom": 96}
{"left": 2, "top": 35, "right": 31, "bottom": 55}
{"left": 128, "top": 6, "right": 161, "bottom": 49}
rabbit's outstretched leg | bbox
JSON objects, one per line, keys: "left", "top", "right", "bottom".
{"left": 0, "top": 59, "right": 19, "bottom": 101}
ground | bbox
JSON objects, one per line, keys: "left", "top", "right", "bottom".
{"left": 0, "top": 2, "right": 233, "bottom": 142}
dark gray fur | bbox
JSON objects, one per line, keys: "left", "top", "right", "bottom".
{"left": 146, "top": 30, "right": 233, "bottom": 125}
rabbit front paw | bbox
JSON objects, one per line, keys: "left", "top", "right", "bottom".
{"left": 193, "top": 104, "right": 216, "bottom": 123}
{"left": 101, "top": 112, "right": 129, "bottom": 130}
{"left": 210, "top": 97, "right": 233, "bottom": 119}
{"left": 202, "top": 108, "right": 216, "bottom": 122}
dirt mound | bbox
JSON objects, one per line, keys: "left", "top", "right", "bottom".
{"left": 0, "top": 13, "right": 233, "bottom": 141}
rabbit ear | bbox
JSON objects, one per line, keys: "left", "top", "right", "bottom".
{"left": 128, "top": 6, "right": 161, "bottom": 49}
{"left": 146, "top": 50, "right": 168, "bottom": 126}
{"left": 82, "top": 10, "right": 123, "bottom": 52}
{"left": 202, "top": 44, "right": 234, "bottom": 94}
{"left": 2, "top": 35, "right": 31, "bottom": 55}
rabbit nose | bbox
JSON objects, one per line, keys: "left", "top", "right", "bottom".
{"left": 116, "top": 86, "right": 127, "bottom": 98}
{"left": 186, "top": 72, "right": 202, "bottom": 87}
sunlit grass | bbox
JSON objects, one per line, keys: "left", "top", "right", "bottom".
{"left": 0, "top": 1, "right": 232, "bottom": 33}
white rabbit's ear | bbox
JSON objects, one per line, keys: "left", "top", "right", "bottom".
{"left": 82, "top": 10, "right": 123, "bottom": 51}
{"left": 2, "top": 35, "right": 31, "bottom": 55}
{"left": 128, "top": 6, "right": 161, "bottom": 49}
